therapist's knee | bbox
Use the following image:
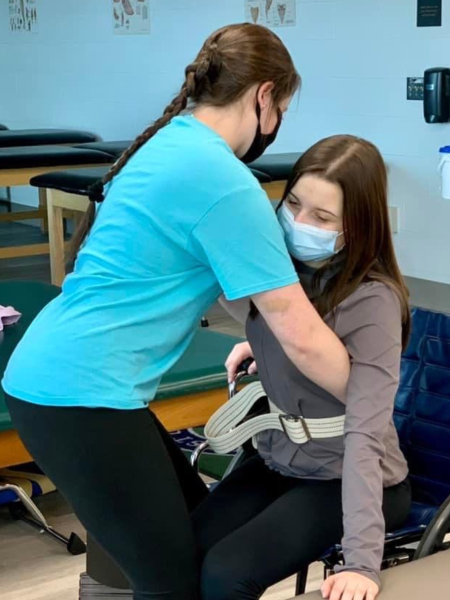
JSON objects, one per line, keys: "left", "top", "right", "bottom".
{"left": 201, "top": 548, "right": 262, "bottom": 600}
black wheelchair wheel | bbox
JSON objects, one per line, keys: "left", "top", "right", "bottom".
{"left": 414, "top": 494, "right": 450, "bottom": 560}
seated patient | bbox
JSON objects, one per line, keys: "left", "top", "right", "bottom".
{"left": 192, "top": 135, "right": 412, "bottom": 600}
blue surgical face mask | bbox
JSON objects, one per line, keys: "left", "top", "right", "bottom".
{"left": 278, "top": 202, "right": 344, "bottom": 263}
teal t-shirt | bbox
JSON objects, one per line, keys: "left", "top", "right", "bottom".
{"left": 3, "top": 116, "right": 298, "bottom": 409}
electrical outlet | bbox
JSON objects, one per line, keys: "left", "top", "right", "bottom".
{"left": 389, "top": 206, "right": 399, "bottom": 233}
{"left": 407, "top": 77, "right": 424, "bottom": 101}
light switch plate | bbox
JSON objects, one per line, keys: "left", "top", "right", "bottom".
{"left": 389, "top": 206, "right": 399, "bottom": 233}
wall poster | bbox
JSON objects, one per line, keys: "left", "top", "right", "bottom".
{"left": 113, "top": 0, "right": 150, "bottom": 35}
{"left": 9, "top": 0, "right": 38, "bottom": 33}
{"left": 245, "top": 0, "right": 296, "bottom": 28}
{"left": 417, "top": 0, "right": 442, "bottom": 27}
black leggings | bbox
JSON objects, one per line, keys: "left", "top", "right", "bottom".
{"left": 6, "top": 394, "right": 209, "bottom": 600}
{"left": 192, "top": 455, "right": 411, "bottom": 600}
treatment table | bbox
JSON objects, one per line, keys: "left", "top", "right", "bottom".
{"left": 0, "top": 146, "right": 113, "bottom": 260}
{"left": 0, "top": 127, "right": 98, "bottom": 218}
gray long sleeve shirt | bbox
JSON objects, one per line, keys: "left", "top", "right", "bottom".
{"left": 245, "top": 263, "right": 408, "bottom": 586}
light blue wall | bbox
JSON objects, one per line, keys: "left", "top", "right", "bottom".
{"left": 1, "top": 0, "right": 450, "bottom": 282}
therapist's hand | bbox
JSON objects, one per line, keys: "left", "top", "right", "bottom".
{"left": 321, "top": 572, "right": 379, "bottom": 600}
{"left": 225, "top": 342, "right": 257, "bottom": 383}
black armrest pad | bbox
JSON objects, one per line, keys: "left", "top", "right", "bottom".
{"left": 0, "top": 129, "right": 98, "bottom": 148}
{"left": 0, "top": 146, "right": 113, "bottom": 169}
{"left": 30, "top": 167, "right": 110, "bottom": 194}
{"left": 248, "top": 152, "right": 302, "bottom": 181}
{"left": 250, "top": 168, "right": 272, "bottom": 184}
{"left": 74, "top": 141, "right": 131, "bottom": 159}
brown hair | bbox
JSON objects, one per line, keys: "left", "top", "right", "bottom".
{"left": 280, "top": 135, "right": 411, "bottom": 348}
{"left": 69, "top": 23, "right": 300, "bottom": 262}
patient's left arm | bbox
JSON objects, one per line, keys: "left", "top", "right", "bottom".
{"left": 332, "top": 283, "right": 404, "bottom": 597}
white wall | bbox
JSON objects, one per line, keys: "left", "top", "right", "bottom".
{"left": 1, "top": 0, "right": 450, "bottom": 282}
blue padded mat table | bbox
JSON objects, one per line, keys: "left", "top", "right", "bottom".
{"left": 0, "top": 146, "right": 115, "bottom": 261}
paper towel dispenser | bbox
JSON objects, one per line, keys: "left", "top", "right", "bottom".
{"left": 424, "top": 67, "right": 450, "bottom": 123}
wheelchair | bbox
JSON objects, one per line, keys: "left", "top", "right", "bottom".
{"left": 191, "top": 307, "right": 450, "bottom": 595}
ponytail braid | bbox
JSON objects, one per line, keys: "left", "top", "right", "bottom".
{"left": 69, "top": 82, "right": 190, "bottom": 263}
{"left": 90, "top": 32, "right": 222, "bottom": 204}
{"left": 88, "top": 86, "right": 189, "bottom": 203}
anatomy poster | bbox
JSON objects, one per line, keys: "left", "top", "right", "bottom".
{"left": 9, "top": 0, "right": 38, "bottom": 33}
{"left": 113, "top": 0, "right": 150, "bottom": 35}
{"left": 245, "top": 0, "right": 296, "bottom": 28}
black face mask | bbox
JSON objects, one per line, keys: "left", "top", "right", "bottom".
{"left": 241, "top": 102, "right": 283, "bottom": 165}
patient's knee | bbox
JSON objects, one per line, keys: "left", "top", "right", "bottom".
{"left": 201, "top": 550, "right": 263, "bottom": 600}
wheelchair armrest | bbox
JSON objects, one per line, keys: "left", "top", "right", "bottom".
{"left": 228, "top": 358, "right": 255, "bottom": 399}
{"left": 190, "top": 440, "right": 210, "bottom": 472}
{"left": 414, "top": 493, "right": 450, "bottom": 560}
{"left": 384, "top": 526, "right": 427, "bottom": 548}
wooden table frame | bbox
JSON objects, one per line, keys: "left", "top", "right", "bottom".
{"left": 0, "top": 163, "right": 111, "bottom": 261}
{"left": 47, "top": 179, "right": 288, "bottom": 286}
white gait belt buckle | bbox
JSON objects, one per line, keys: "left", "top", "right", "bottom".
{"left": 204, "top": 381, "right": 345, "bottom": 455}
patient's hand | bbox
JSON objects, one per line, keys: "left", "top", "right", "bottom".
{"left": 225, "top": 342, "right": 257, "bottom": 382}
{"left": 321, "top": 572, "right": 379, "bottom": 600}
